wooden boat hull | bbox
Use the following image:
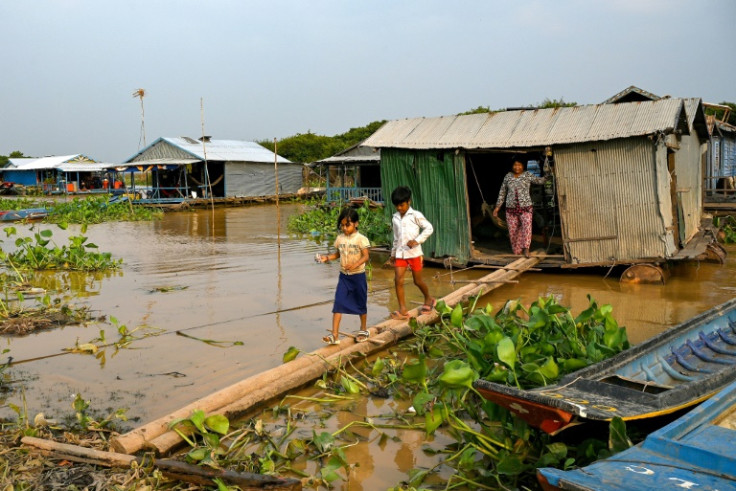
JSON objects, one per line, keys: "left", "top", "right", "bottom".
{"left": 473, "top": 298, "right": 736, "bottom": 434}
{"left": 537, "top": 378, "right": 736, "bottom": 490}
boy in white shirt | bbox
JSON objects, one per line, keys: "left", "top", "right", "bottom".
{"left": 389, "top": 186, "right": 435, "bottom": 319}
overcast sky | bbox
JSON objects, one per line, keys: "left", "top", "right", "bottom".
{"left": 2, "top": 0, "right": 734, "bottom": 162}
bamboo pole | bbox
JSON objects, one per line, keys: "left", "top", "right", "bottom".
{"left": 21, "top": 436, "right": 301, "bottom": 490}
{"left": 112, "top": 257, "right": 540, "bottom": 455}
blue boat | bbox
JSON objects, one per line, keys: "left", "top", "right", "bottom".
{"left": 537, "top": 378, "right": 736, "bottom": 490}
{"left": 474, "top": 297, "right": 736, "bottom": 434}
{"left": 0, "top": 208, "right": 49, "bottom": 222}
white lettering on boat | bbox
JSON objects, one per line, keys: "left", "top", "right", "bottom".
{"left": 625, "top": 465, "right": 655, "bottom": 475}
{"left": 668, "top": 477, "right": 699, "bottom": 489}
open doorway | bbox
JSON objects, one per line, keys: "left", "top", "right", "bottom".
{"left": 464, "top": 150, "right": 562, "bottom": 262}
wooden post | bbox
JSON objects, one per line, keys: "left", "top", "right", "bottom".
{"left": 112, "top": 257, "right": 540, "bottom": 455}
{"left": 275, "top": 138, "right": 280, "bottom": 250}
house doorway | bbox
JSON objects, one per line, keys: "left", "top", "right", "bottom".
{"left": 464, "top": 150, "right": 562, "bottom": 262}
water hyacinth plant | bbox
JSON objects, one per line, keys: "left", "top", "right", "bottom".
{"left": 288, "top": 200, "right": 392, "bottom": 246}
{"left": 45, "top": 196, "right": 162, "bottom": 224}
{"left": 168, "top": 295, "right": 630, "bottom": 489}
{"left": 429, "top": 294, "right": 630, "bottom": 389}
{"left": 0, "top": 225, "right": 121, "bottom": 271}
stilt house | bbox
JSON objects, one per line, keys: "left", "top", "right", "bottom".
{"left": 121, "top": 137, "right": 302, "bottom": 201}
{"left": 0, "top": 154, "right": 110, "bottom": 193}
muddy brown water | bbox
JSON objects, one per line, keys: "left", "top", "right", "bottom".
{"left": 1, "top": 203, "right": 735, "bottom": 488}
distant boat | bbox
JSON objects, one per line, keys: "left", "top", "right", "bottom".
{"left": 537, "top": 378, "right": 736, "bottom": 490}
{"left": 0, "top": 208, "right": 49, "bottom": 222}
{"left": 473, "top": 297, "right": 736, "bottom": 434}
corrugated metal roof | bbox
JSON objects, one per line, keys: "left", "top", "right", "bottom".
{"left": 683, "top": 98, "right": 709, "bottom": 139}
{"left": 315, "top": 140, "right": 380, "bottom": 165}
{"left": 116, "top": 158, "right": 200, "bottom": 167}
{"left": 57, "top": 162, "right": 111, "bottom": 172}
{"left": 603, "top": 85, "right": 660, "bottom": 104}
{"left": 6, "top": 155, "right": 89, "bottom": 170}
{"left": 363, "top": 99, "right": 689, "bottom": 150}
{"left": 317, "top": 155, "right": 380, "bottom": 164}
{"left": 125, "top": 138, "right": 294, "bottom": 164}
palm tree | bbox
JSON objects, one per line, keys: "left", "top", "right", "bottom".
{"left": 132, "top": 88, "right": 146, "bottom": 148}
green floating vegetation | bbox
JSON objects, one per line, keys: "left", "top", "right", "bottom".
{"left": 0, "top": 197, "right": 42, "bottom": 211}
{"left": 171, "top": 295, "right": 631, "bottom": 489}
{"left": 45, "top": 196, "right": 162, "bottom": 224}
{"left": 288, "top": 199, "right": 392, "bottom": 246}
{"left": 0, "top": 196, "right": 161, "bottom": 223}
{"left": 431, "top": 294, "right": 630, "bottom": 389}
{"left": 1, "top": 225, "right": 122, "bottom": 271}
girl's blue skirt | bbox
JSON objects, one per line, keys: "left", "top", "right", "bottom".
{"left": 332, "top": 272, "right": 367, "bottom": 315}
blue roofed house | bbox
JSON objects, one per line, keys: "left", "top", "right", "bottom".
{"left": 0, "top": 154, "right": 110, "bottom": 192}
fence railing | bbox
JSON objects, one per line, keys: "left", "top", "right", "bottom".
{"left": 325, "top": 187, "right": 383, "bottom": 203}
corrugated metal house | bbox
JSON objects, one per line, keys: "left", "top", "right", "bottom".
{"left": 606, "top": 87, "right": 733, "bottom": 205}
{"left": 705, "top": 113, "right": 736, "bottom": 199}
{"left": 363, "top": 98, "right": 709, "bottom": 267}
{"left": 121, "top": 137, "right": 303, "bottom": 201}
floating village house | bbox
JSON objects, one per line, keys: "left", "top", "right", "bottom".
{"left": 704, "top": 107, "right": 736, "bottom": 200}
{"left": 315, "top": 142, "right": 382, "bottom": 203}
{"left": 604, "top": 86, "right": 734, "bottom": 202}
{"left": 118, "top": 137, "right": 302, "bottom": 202}
{"left": 0, "top": 154, "right": 111, "bottom": 192}
{"left": 362, "top": 98, "right": 711, "bottom": 270}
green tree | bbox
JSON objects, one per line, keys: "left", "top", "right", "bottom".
{"left": 259, "top": 120, "right": 386, "bottom": 164}
{"left": 0, "top": 150, "right": 26, "bottom": 168}
{"left": 458, "top": 105, "right": 493, "bottom": 115}
{"left": 538, "top": 97, "right": 577, "bottom": 108}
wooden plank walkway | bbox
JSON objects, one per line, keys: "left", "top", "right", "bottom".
{"left": 111, "top": 255, "right": 542, "bottom": 456}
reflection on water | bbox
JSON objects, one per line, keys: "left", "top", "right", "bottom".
{"left": 0, "top": 203, "right": 734, "bottom": 488}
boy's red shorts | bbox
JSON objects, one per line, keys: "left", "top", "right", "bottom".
{"left": 395, "top": 256, "right": 423, "bottom": 271}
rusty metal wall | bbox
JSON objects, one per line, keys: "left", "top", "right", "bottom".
{"left": 555, "top": 138, "right": 672, "bottom": 264}
{"left": 674, "top": 133, "right": 705, "bottom": 243}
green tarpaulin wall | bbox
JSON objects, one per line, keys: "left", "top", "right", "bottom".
{"left": 380, "top": 148, "right": 471, "bottom": 264}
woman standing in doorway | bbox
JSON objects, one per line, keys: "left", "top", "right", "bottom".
{"left": 493, "top": 157, "right": 549, "bottom": 258}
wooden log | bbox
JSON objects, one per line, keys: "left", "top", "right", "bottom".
{"left": 21, "top": 436, "right": 301, "bottom": 490}
{"left": 450, "top": 280, "right": 519, "bottom": 284}
{"left": 474, "top": 264, "right": 542, "bottom": 271}
{"left": 114, "top": 257, "right": 540, "bottom": 456}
